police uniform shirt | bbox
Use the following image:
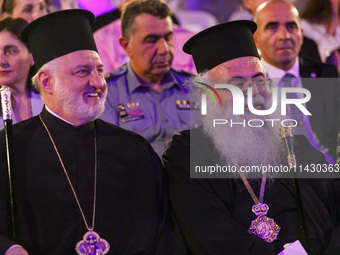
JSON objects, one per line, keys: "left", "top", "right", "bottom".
{"left": 100, "top": 63, "right": 202, "bottom": 157}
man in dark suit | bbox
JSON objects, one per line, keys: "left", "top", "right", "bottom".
{"left": 254, "top": 0, "right": 340, "bottom": 163}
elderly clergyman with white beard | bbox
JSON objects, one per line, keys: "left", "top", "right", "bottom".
{"left": 0, "top": 9, "right": 185, "bottom": 255}
{"left": 163, "top": 20, "right": 340, "bottom": 255}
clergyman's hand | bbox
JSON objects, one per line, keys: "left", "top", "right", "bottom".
{"left": 5, "top": 245, "right": 29, "bottom": 255}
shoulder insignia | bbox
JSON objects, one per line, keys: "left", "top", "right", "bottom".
{"left": 104, "top": 72, "right": 115, "bottom": 80}
{"left": 105, "top": 64, "right": 128, "bottom": 81}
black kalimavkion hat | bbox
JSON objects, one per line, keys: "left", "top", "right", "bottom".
{"left": 21, "top": 9, "right": 97, "bottom": 71}
{"left": 183, "top": 20, "right": 260, "bottom": 73}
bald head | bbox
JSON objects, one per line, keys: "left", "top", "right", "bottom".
{"left": 253, "top": 0, "right": 303, "bottom": 71}
{"left": 254, "top": 0, "right": 300, "bottom": 23}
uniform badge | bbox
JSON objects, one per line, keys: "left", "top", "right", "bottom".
{"left": 117, "top": 102, "right": 144, "bottom": 123}
{"left": 176, "top": 100, "right": 200, "bottom": 110}
{"left": 127, "top": 102, "right": 139, "bottom": 110}
{"left": 117, "top": 104, "right": 128, "bottom": 117}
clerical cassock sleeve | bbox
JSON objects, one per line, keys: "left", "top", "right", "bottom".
{"left": 148, "top": 142, "right": 189, "bottom": 255}
{"left": 163, "top": 130, "right": 277, "bottom": 255}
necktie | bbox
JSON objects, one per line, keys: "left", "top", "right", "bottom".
{"left": 279, "top": 73, "right": 307, "bottom": 136}
{"left": 280, "top": 73, "right": 334, "bottom": 163}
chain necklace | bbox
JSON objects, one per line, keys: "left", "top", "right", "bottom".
{"left": 39, "top": 115, "right": 110, "bottom": 255}
{"left": 233, "top": 161, "right": 280, "bottom": 243}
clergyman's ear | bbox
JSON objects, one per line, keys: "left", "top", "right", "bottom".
{"left": 37, "top": 71, "right": 53, "bottom": 94}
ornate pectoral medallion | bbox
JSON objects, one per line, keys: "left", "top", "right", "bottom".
{"left": 76, "top": 230, "right": 110, "bottom": 255}
{"left": 248, "top": 203, "right": 280, "bottom": 243}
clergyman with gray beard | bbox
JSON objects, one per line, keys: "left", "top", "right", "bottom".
{"left": 163, "top": 20, "right": 340, "bottom": 255}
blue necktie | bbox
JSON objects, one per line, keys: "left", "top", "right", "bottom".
{"left": 280, "top": 73, "right": 334, "bottom": 163}
{"left": 280, "top": 73, "right": 307, "bottom": 136}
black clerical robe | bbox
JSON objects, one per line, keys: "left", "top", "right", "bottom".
{"left": 163, "top": 127, "right": 340, "bottom": 255}
{"left": 0, "top": 108, "right": 184, "bottom": 254}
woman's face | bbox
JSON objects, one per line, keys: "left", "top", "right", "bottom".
{"left": 0, "top": 30, "right": 32, "bottom": 88}
{"left": 11, "top": 0, "right": 47, "bottom": 23}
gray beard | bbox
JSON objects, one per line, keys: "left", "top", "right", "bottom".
{"left": 54, "top": 76, "right": 107, "bottom": 123}
{"left": 202, "top": 95, "right": 287, "bottom": 180}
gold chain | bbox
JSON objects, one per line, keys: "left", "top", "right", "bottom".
{"left": 233, "top": 161, "right": 267, "bottom": 205}
{"left": 39, "top": 115, "right": 97, "bottom": 231}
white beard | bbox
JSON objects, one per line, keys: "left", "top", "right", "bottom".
{"left": 54, "top": 76, "right": 107, "bottom": 123}
{"left": 202, "top": 94, "right": 286, "bottom": 179}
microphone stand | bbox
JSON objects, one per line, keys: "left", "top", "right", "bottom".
{"left": 1, "top": 86, "right": 17, "bottom": 241}
{"left": 280, "top": 126, "right": 309, "bottom": 252}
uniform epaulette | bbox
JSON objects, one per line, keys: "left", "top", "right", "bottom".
{"left": 104, "top": 72, "right": 115, "bottom": 80}
{"left": 105, "top": 64, "right": 128, "bottom": 81}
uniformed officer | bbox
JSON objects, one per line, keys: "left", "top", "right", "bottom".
{"left": 100, "top": 0, "right": 201, "bottom": 157}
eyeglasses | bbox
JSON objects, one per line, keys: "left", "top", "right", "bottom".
{"left": 227, "top": 77, "right": 272, "bottom": 90}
